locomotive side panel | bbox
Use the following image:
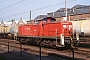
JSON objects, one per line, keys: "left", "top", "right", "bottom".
{"left": 43, "top": 22, "right": 63, "bottom": 36}
{"left": 18, "top": 24, "right": 40, "bottom": 36}
{"left": 31, "top": 25, "right": 40, "bottom": 36}
{"left": 18, "top": 25, "right": 33, "bottom": 36}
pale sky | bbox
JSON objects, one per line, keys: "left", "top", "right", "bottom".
{"left": 0, "top": 0, "right": 90, "bottom": 22}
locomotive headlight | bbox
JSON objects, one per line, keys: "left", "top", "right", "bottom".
{"left": 33, "top": 30, "right": 37, "bottom": 31}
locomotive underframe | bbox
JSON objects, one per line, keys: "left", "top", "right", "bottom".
{"left": 17, "top": 35, "right": 76, "bottom": 47}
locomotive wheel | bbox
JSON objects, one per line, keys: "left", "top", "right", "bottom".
{"left": 50, "top": 40, "right": 56, "bottom": 48}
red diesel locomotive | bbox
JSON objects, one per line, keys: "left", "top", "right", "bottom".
{"left": 17, "top": 17, "right": 74, "bottom": 47}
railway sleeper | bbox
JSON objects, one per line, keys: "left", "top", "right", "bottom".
{"left": 75, "top": 51, "right": 90, "bottom": 55}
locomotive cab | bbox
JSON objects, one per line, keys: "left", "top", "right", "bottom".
{"left": 41, "top": 17, "right": 56, "bottom": 24}
{"left": 34, "top": 17, "right": 56, "bottom": 25}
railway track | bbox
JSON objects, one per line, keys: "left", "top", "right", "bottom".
{"left": 79, "top": 37, "right": 90, "bottom": 44}
{"left": 0, "top": 38, "right": 90, "bottom": 60}
{"left": 74, "top": 47, "right": 90, "bottom": 56}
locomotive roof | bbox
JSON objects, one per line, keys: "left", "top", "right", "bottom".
{"left": 42, "top": 17, "right": 56, "bottom": 21}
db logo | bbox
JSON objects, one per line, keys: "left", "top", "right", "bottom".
{"left": 25, "top": 28, "right": 30, "bottom": 30}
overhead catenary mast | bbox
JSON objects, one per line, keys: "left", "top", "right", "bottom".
{"left": 65, "top": 0, "right": 67, "bottom": 21}
{"left": 30, "top": 11, "right": 31, "bottom": 24}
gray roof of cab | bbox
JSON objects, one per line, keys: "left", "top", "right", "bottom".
{"left": 34, "top": 15, "right": 47, "bottom": 20}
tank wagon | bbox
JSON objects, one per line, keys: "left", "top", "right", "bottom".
{"left": 71, "top": 20, "right": 90, "bottom": 37}
{"left": 0, "top": 21, "right": 7, "bottom": 37}
{"left": 0, "top": 20, "right": 25, "bottom": 39}
{"left": 17, "top": 17, "right": 78, "bottom": 47}
{"left": 0, "top": 20, "right": 17, "bottom": 38}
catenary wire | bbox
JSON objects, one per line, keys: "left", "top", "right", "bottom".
{"left": 0, "top": 0, "right": 25, "bottom": 11}
{"left": 0, "top": 0, "right": 40, "bottom": 14}
{"left": 1, "top": 0, "right": 76, "bottom": 19}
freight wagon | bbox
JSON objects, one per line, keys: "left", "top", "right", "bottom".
{"left": 0, "top": 20, "right": 26, "bottom": 39}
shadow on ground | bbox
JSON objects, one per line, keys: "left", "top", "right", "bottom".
{"left": 0, "top": 51, "right": 54, "bottom": 60}
{"left": 0, "top": 50, "right": 86, "bottom": 60}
